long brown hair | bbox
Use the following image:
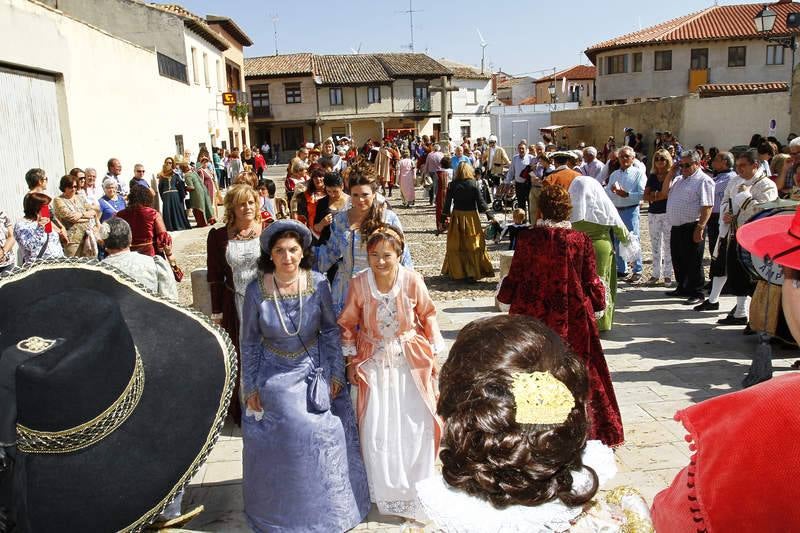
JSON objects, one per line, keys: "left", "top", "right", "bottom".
{"left": 348, "top": 163, "right": 385, "bottom": 241}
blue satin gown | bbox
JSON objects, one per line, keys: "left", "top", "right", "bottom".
{"left": 240, "top": 270, "right": 370, "bottom": 532}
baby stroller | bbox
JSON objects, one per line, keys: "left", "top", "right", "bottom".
{"left": 492, "top": 182, "right": 518, "bottom": 213}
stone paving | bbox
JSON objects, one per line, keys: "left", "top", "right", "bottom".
{"left": 168, "top": 216, "right": 798, "bottom": 532}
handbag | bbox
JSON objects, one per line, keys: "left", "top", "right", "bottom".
{"left": 170, "top": 261, "right": 184, "bottom": 282}
{"left": 275, "top": 277, "right": 330, "bottom": 413}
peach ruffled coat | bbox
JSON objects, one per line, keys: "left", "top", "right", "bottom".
{"left": 338, "top": 267, "right": 444, "bottom": 453}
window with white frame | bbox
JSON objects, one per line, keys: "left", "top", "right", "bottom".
{"left": 767, "top": 45, "right": 785, "bottom": 65}
{"left": 329, "top": 87, "right": 343, "bottom": 106}
{"left": 367, "top": 86, "right": 381, "bottom": 104}
{"left": 466, "top": 88, "right": 478, "bottom": 104}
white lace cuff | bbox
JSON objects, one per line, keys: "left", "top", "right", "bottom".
{"left": 342, "top": 344, "right": 357, "bottom": 357}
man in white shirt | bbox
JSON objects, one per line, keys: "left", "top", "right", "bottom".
{"left": 578, "top": 147, "right": 604, "bottom": 181}
{"left": 84, "top": 167, "right": 101, "bottom": 203}
{"left": 105, "top": 158, "right": 129, "bottom": 197}
{"left": 505, "top": 142, "right": 533, "bottom": 211}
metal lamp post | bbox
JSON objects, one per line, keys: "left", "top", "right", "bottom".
{"left": 754, "top": 7, "right": 797, "bottom": 113}
{"left": 548, "top": 84, "right": 556, "bottom": 111}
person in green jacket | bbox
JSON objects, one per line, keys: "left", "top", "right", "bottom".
{"left": 180, "top": 163, "right": 216, "bottom": 227}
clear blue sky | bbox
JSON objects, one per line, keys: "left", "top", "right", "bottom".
{"left": 181, "top": 0, "right": 758, "bottom": 75}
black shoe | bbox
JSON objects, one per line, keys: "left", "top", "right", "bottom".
{"left": 664, "top": 289, "right": 685, "bottom": 297}
{"left": 718, "top": 316, "right": 748, "bottom": 326}
{"left": 726, "top": 305, "right": 736, "bottom": 319}
{"left": 743, "top": 324, "right": 756, "bottom": 335}
{"left": 627, "top": 273, "right": 642, "bottom": 283}
{"left": 693, "top": 299, "right": 719, "bottom": 311}
{"left": 684, "top": 296, "right": 704, "bottom": 305}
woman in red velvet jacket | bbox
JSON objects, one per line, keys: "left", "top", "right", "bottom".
{"left": 498, "top": 184, "right": 624, "bottom": 447}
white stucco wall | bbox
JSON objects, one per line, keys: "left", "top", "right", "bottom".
{"left": 183, "top": 29, "right": 228, "bottom": 153}
{"left": 1, "top": 0, "right": 222, "bottom": 189}
{"left": 595, "top": 40, "right": 794, "bottom": 103}
{"left": 449, "top": 77, "right": 493, "bottom": 143}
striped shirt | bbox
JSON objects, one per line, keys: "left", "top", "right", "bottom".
{"left": 666, "top": 169, "right": 715, "bottom": 226}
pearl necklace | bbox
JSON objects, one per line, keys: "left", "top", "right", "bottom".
{"left": 272, "top": 273, "right": 303, "bottom": 336}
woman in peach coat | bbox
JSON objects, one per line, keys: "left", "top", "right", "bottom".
{"left": 338, "top": 225, "right": 443, "bottom": 523}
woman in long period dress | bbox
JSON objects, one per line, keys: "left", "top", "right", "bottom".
{"left": 435, "top": 156, "right": 452, "bottom": 234}
{"left": 240, "top": 220, "right": 370, "bottom": 532}
{"left": 338, "top": 226, "right": 443, "bottom": 522}
{"left": 568, "top": 176, "right": 631, "bottom": 332}
{"left": 157, "top": 157, "right": 191, "bottom": 231}
{"left": 316, "top": 166, "right": 412, "bottom": 316}
{"left": 207, "top": 184, "right": 263, "bottom": 425}
{"left": 497, "top": 185, "right": 624, "bottom": 447}
{"left": 397, "top": 150, "right": 416, "bottom": 207}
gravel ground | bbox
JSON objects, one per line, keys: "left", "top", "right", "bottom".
{"left": 172, "top": 167, "right": 716, "bottom": 306}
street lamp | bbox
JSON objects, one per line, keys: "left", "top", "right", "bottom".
{"left": 754, "top": 6, "right": 777, "bottom": 33}
{"left": 753, "top": 8, "right": 797, "bottom": 112}
{"left": 548, "top": 83, "right": 556, "bottom": 102}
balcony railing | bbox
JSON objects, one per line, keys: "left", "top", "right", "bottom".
{"left": 252, "top": 105, "right": 272, "bottom": 119}
{"left": 414, "top": 96, "right": 432, "bottom": 112}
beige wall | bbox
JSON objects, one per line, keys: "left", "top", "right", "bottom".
{"left": 534, "top": 79, "right": 594, "bottom": 106}
{"left": 245, "top": 76, "right": 317, "bottom": 122}
{"left": 595, "top": 40, "right": 794, "bottom": 103}
{"left": 317, "top": 86, "right": 357, "bottom": 116}
{"left": 551, "top": 91, "right": 789, "bottom": 152}
{"left": 356, "top": 85, "right": 392, "bottom": 114}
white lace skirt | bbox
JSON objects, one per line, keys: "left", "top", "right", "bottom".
{"left": 360, "top": 352, "right": 435, "bottom": 520}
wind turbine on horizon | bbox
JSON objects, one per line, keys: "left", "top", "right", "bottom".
{"left": 477, "top": 28, "right": 488, "bottom": 74}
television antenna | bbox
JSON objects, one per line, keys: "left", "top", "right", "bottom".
{"left": 477, "top": 28, "right": 488, "bottom": 74}
{"left": 271, "top": 14, "right": 279, "bottom": 56}
{"left": 397, "top": 0, "right": 423, "bottom": 52}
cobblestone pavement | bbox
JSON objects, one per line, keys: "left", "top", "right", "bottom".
{"left": 170, "top": 167, "right": 798, "bottom": 531}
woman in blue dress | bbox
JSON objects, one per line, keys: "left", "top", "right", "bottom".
{"left": 316, "top": 165, "right": 412, "bottom": 315}
{"left": 240, "top": 219, "right": 370, "bottom": 532}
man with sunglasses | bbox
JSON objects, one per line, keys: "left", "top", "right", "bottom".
{"left": 665, "top": 151, "right": 714, "bottom": 305}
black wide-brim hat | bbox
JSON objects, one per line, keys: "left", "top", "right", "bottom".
{"left": 0, "top": 260, "right": 236, "bottom": 532}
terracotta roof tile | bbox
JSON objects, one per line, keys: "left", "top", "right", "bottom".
{"left": 374, "top": 53, "right": 451, "bottom": 78}
{"left": 519, "top": 96, "right": 538, "bottom": 105}
{"left": 149, "top": 3, "right": 229, "bottom": 51}
{"left": 697, "top": 81, "right": 789, "bottom": 97}
{"left": 586, "top": 2, "right": 800, "bottom": 61}
{"left": 314, "top": 55, "right": 394, "bottom": 85}
{"left": 245, "top": 53, "right": 314, "bottom": 78}
{"left": 437, "top": 59, "right": 492, "bottom": 80}
{"left": 534, "top": 65, "right": 596, "bottom": 83}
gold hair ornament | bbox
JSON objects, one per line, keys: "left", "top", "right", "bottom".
{"left": 511, "top": 371, "right": 575, "bottom": 425}
{"left": 369, "top": 226, "right": 404, "bottom": 244}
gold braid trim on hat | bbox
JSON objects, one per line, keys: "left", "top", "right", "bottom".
{"left": 511, "top": 371, "right": 575, "bottom": 425}
{"left": 16, "top": 351, "right": 145, "bottom": 454}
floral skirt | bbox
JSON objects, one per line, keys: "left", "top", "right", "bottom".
{"left": 441, "top": 210, "right": 494, "bottom": 280}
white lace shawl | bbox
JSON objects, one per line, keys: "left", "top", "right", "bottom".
{"left": 416, "top": 440, "right": 617, "bottom": 533}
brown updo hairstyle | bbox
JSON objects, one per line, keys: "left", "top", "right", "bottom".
{"left": 256, "top": 229, "right": 314, "bottom": 273}
{"left": 347, "top": 164, "right": 386, "bottom": 242}
{"left": 366, "top": 224, "right": 405, "bottom": 256}
{"left": 233, "top": 171, "right": 258, "bottom": 188}
{"left": 538, "top": 184, "right": 572, "bottom": 222}
{"left": 438, "top": 314, "right": 597, "bottom": 509}
{"left": 127, "top": 184, "right": 155, "bottom": 207}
